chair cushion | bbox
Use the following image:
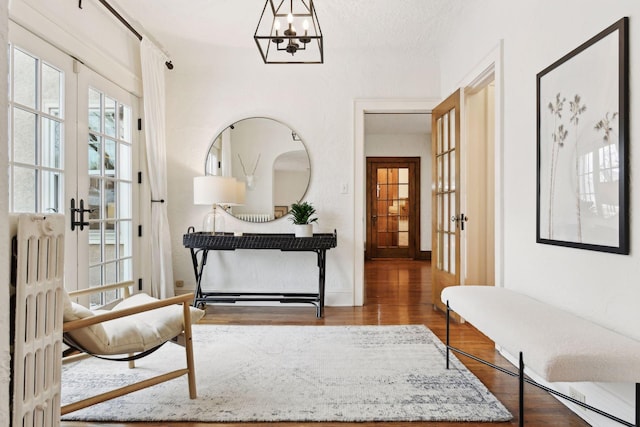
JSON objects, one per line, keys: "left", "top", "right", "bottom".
{"left": 63, "top": 292, "right": 205, "bottom": 355}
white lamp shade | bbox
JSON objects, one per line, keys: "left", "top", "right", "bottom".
{"left": 235, "top": 181, "right": 246, "bottom": 205}
{"left": 193, "top": 176, "right": 238, "bottom": 205}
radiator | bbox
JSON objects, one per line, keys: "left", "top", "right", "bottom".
{"left": 10, "top": 214, "right": 65, "bottom": 427}
{"left": 235, "top": 213, "right": 273, "bottom": 223}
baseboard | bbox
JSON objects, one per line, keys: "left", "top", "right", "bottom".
{"left": 416, "top": 250, "right": 431, "bottom": 261}
{"left": 499, "top": 348, "right": 636, "bottom": 426}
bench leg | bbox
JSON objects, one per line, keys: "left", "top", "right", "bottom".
{"left": 519, "top": 352, "right": 524, "bottom": 427}
{"left": 446, "top": 301, "right": 451, "bottom": 370}
{"left": 636, "top": 383, "right": 640, "bottom": 427}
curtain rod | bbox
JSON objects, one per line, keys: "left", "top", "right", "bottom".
{"left": 78, "top": 0, "right": 141, "bottom": 40}
{"left": 78, "top": 0, "right": 174, "bottom": 69}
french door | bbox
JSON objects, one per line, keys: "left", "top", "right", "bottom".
{"left": 77, "top": 68, "right": 138, "bottom": 306}
{"left": 431, "top": 90, "right": 462, "bottom": 312}
{"left": 366, "top": 157, "right": 420, "bottom": 258}
{"left": 8, "top": 23, "right": 139, "bottom": 305}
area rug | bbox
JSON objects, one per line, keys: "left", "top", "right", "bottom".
{"left": 61, "top": 324, "right": 512, "bottom": 422}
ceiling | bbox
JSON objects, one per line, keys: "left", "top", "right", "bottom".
{"left": 115, "top": 0, "right": 462, "bottom": 63}
{"left": 113, "top": 1, "right": 448, "bottom": 136}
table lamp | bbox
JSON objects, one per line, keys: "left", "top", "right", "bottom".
{"left": 193, "top": 176, "right": 238, "bottom": 233}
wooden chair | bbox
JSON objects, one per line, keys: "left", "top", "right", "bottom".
{"left": 61, "top": 282, "right": 204, "bottom": 415}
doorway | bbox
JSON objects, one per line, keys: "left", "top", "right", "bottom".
{"left": 366, "top": 157, "right": 420, "bottom": 259}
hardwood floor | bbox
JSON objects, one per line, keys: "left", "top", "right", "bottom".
{"left": 62, "top": 259, "right": 589, "bottom": 427}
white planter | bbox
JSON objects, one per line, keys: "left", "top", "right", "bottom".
{"left": 293, "top": 224, "right": 313, "bottom": 238}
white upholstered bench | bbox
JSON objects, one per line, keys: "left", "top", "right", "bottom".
{"left": 441, "top": 285, "right": 640, "bottom": 427}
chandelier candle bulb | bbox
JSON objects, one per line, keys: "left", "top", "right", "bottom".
{"left": 300, "top": 19, "right": 310, "bottom": 43}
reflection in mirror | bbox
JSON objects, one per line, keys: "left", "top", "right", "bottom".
{"left": 206, "top": 117, "right": 311, "bottom": 222}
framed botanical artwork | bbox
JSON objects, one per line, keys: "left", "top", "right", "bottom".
{"left": 274, "top": 205, "right": 289, "bottom": 219}
{"left": 536, "top": 17, "right": 629, "bottom": 254}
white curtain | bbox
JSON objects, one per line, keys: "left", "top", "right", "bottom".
{"left": 140, "top": 38, "right": 174, "bottom": 299}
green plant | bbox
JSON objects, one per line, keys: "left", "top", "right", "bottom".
{"left": 289, "top": 201, "right": 318, "bottom": 225}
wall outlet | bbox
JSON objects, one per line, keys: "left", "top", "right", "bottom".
{"left": 568, "top": 387, "right": 586, "bottom": 411}
{"left": 175, "top": 280, "right": 184, "bottom": 288}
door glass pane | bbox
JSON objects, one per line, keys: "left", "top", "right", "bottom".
{"left": 88, "top": 89, "right": 101, "bottom": 133}
{"left": 443, "top": 231, "right": 449, "bottom": 272}
{"left": 118, "top": 183, "right": 132, "bottom": 218}
{"left": 41, "top": 117, "right": 61, "bottom": 168}
{"left": 13, "top": 108, "right": 37, "bottom": 164}
{"left": 443, "top": 193, "right": 449, "bottom": 233}
{"left": 89, "top": 265, "right": 101, "bottom": 289}
{"left": 104, "top": 96, "right": 117, "bottom": 137}
{"left": 119, "top": 221, "right": 132, "bottom": 257}
{"left": 451, "top": 191, "right": 456, "bottom": 228}
{"left": 443, "top": 113, "right": 449, "bottom": 151}
{"left": 41, "top": 171, "right": 61, "bottom": 213}
{"left": 378, "top": 216, "right": 387, "bottom": 232}
{"left": 443, "top": 153, "right": 449, "bottom": 191}
{"left": 41, "top": 63, "right": 62, "bottom": 116}
{"left": 88, "top": 135, "right": 101, "bottom": 174}
{"left": 377, "top": 167, "right": 387, "bottom": 184}
{"left": 436, "top": 231, "right": 443, "bottom": 269}
{"left": 450, "top": 150, "right": 456, "bottom": 191}
{"left": 437, "top": 117, "right": 443, "bottom": 153}
{"left": 106, "top": 180, "right": 116, "bottom": 225}
{"left": 105, "top": 222, "right": 117, "bottom": 262}
{"left": 450, "top": 234, "right": 456, "bottom": 274}
{"left": 13, "top": 167, "right": 36, "bottom": 212}
{"left": 377, "top": 200, "right": 386, "bottom": 218}
{"left": 437, "top": 156, "right": 442, "bottom": 191}
{"left": 89, "top": 223, "right": 102, "bottom": 264}
{"left": 105, "top": 261, "right": 117, "bottom": 283}
{"left": 119, "top": 258, "right": 132, "bottom": 282}
{"left": 119, "top": 144, "right": 131, "bottom": 180}
{"left": 13, "top": 48, "right": 37, "bottom": 109}
{"left": 105, "top": 139, "right": 116, "bottom": 175}
{"left": 119, "top": 104, "right": 132, "bottom": 142}
{"left": 436, "top": 194, "right": 442, "bottom": 230}
{"left": 450, "top": 109, "right": 456, "bottom": 149}
{"left": 88, "top": 177, "right": 102, "bottom": 224}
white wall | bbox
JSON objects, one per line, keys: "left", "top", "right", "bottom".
{"left": 0, "top": 0, "right": 9, "bottom": 423}
{"left": 364, "top": 133, "right": 432, "bottom": 252}
{"left": 438, "top": 1, "right": 640, "bottom": 424}
{"left": 165, "top": 48, "right": 441, "bottom": 305}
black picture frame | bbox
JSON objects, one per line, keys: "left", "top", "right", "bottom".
{"left": 536, "top": 17, "right": 629, "bottom": 254}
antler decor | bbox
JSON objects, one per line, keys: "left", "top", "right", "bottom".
{"left": 237, "top": 153, "right": 260, "bottom": 190}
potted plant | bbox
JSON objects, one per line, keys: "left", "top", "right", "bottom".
{"left": 289, "top": 201, "right": 318, "bottom": 237}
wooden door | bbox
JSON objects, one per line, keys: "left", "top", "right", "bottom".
{"left": 432, "top": 90, "right": 463, "bottom": 312}
{"left": 366, "top": 157, "right": 420, "bottom": 259}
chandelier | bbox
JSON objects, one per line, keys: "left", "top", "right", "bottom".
{"left": 254, "top": 0, "right": 324, "bottom": 64}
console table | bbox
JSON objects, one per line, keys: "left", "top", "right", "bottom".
{"left": 183, "top": 229, "right": 337, "bottom": 317}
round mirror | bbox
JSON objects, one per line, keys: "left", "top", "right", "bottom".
{"left": 205, "top": 117, "right": 311, "bottom": 222}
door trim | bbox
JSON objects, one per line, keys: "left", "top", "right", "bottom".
{"left": 354, "top": 99, "right": 440, "bottom": 306}
{"left": 354, "top": 46, "right": 503, "bottom": 307}
{"left": 366, "top": 157, "right": 420, "bottom": 259}
{"left": 447, "top": 43, "right": 504, "bottom": 289}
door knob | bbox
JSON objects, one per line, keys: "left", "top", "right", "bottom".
{"left": 450, "top": 213, "right": 468, "bottom": 231}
